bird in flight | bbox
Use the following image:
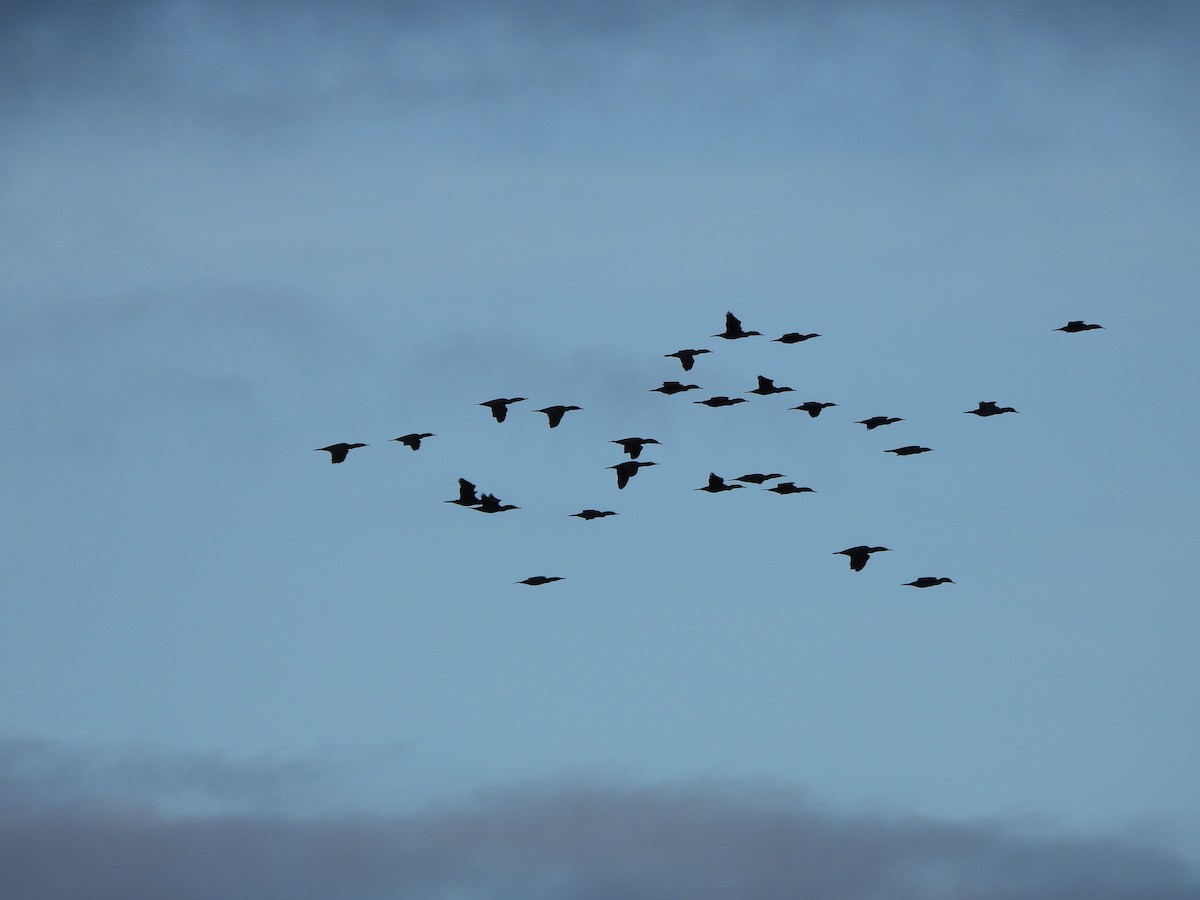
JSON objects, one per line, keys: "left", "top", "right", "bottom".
{"left": 886, "top": 445, "right": 932, "bottom": 456}
{"left": 517, "top": 576, "right": 564, "bottom": 586}
{"left": 735, "top": 473, "right": 783, "bottom": 485}
{"left": 445, "top": 478, "right": 482, "bottom": 507}
{"left": 856, "top": 416, "right": 903, "bottom": 430}
{"left": 791, "top": 401, "right": 837, "bottom": 418}
{"left": 651, "top": 381, "right": 702, "bottom": 395}
{"left": 696, "top": 472, "right": 744, "bottom": 493}
{"left": 612, "top": 437, "right": 660, "bottom": 459}
{"left": 479, "top": 397, "right": 527, "bottom": 422}
{"left": 964, "top": 401, "right": 1018, "bottom": 417}
{"left": 535, "top": 405, "right": 583, "bottom": 428}
{"left": 665, "top": 349, "right": 711, "bottom": 371}
{"left": 1055, "top": 320, "right": 1103, "bottom": 332}
{"left": 714, "top": 311, "right": 761, "bottom": 340}
{"left": 392, "top": 432, "right": 434, "bottom": 450}
{"left": 773, "top": 332, "right": 821, "bottom": 344}
{"left": 475, "top": 493, "right": 520, "bottom": 513}
{"left": 904, "top": 577, "right": 955, "bottom": 588}
{"left": 766, "top": 482, "right": 815, "bottom": 495}
{"left": 694, "top": 396, "right": 747, "bottom": 408}
{"left": 834, "top": 546, "right": 890, "bottom": 571}
{"left": 748, "top": 375, "right": 795, "bottom": 395}
{"left": 315, "top": 443, "right": 367, "bottom": 464}
{"left": 609, "top": 460, "right": 657, "bottom": 489}
{"left": 571, "top": 509, "right": 618, "bottom": 520}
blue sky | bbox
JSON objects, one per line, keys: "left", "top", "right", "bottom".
{"left": 2, "top": 1, "right": 1199, "bottom": 896}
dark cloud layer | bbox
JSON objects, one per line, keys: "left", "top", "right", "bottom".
{"left": 2, "top": 740, "right": 1196, "bottom": 900}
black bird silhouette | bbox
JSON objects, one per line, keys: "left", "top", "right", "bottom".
{"left": 517, "top": 576, "right": 564, "bottom": 586}
{"left": 1055, "top": 320, "right": 1104, "bottom": 332}
{"left": 652, "top": 381, "right": 702, "bottom": 395}
{"left": 834, "top": 546, "right": 890, "bottom": 571}
{"left": 572, "top": 509, "right": 618, "bottom": 520}
{"left": 535, "top": 405, "right": 582, "bottom": 428}
{"left": 766, "top": 482, "right": 815, "bottom": 495}
{"left": 612, "top": 437, "right": 660, "bottom": 459}
{"left": 773, "top": 332, "right": 821, "bottom": 344}
{"left": 475, "top": 493, "right": 520, "bottom": 513}
{"left": 315, "top": 443, "right": 367, "bottom": 464}
{"left": 964, "top": 401, "right": 1018, "bottom": 417}
{"left": 445, "top": 478, "right": 482, "bottom": 506}
{"left": 856, "top": 416, "right": 903, "bottom": 430}
{"left": 665, "top": 349, "right": 711, "bottom": 371}
{"left": 791, "top": 401, "right": 837, "bottom": 418}
{"left": 735, "top": 473, "right": 783, "bottom": 484}
{"left": 904, "top": 577, "right": 955, "bottom": 588}
{"left": 392, "top": 432, "right": 434, "bottom": 450}
{"left": 609, "top": 460, "right": 657, "bottom": 489}
{"left": 479, "top": 397, "right": 527, "bottom": 422}
{"left": 714, "top": 311, "right": 761, "bottom": 340}
{"left": 748, "top": 375, "right": 794, "bottom": 395}
{"left": 696, "top": 472, "right": 744, "bottom": 493}
{"left": 694, "top": 396, "right": 747, "bottom": 408}
{"left": 886, "top": 445, "right": 932, "bottom": 456}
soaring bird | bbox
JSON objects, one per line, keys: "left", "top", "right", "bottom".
{"left": 964, "top": 401, "right": 1018, "bottom": 417}
{"left": 652, "top": 381, "right": 702, "bottom": 395}
{"left": 791, "top": 401, "right": 837, "bottom": 418}
{"left": 904, "top": 577, "right": 955, "bottom": 588}
{"left": 315, "top": 443, "right": 367, "bottom": 464}
{"left": 713, "top": 311, "right": 761, "bottom": 340}
{"left": 856, "top": 416, "right": 903, "bottom": 430}
{"left": 535, "top": 405, "right": 583, "bottom": 428}
{"left": 609, "top": 460, "right": 657, "bottom": 489}
{"left": 479, "top": 397, "right": 527, "bottom": 422}
{"left": 834, "top": 546, "right": 890, "bottom": 571}
{"left": 773, "top": 332, "right": 821, "bottom": 344}
{"left": 735, "top": 473, "right": 783, "bottom": 485}
{"left": 748, "top": 375, "right": 795, "bottom": 395}
{"left": 696, "top": 472, "right": 744, "bottom": 493}
{"left": 445, "top": 478, "right": 482, "bottom": 506}
{"left": 517, "top": 576, "right": 564, "bottom": 586}
{"left": 694, "top": 396, "right": 747, "bottom": 408}
{"left": 612, "top": 437, "right": 660, "bottom": 459}
{"left": 665, "top": 349, "right": 711, "bottom": 371}
{"left": 572, "top": 509, "right": 618, "bottom": 520}
{"left": 392, "top": 432, "right": 434, "bottom": 450}
{"left": 766, "top": 482, "right": 815, "bottom": 495}
{"left": 886, "top": 445, "right": 932, "bottom": 456}
{"left": 475, "top": 493, "right": 520, "bottom": 513}
{"left": 1055, "top": 320, "right": 1103, "bottom": 332}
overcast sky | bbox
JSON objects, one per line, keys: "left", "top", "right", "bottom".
{"left": 2, "top": 1, "right": 1198, "bottom": 896}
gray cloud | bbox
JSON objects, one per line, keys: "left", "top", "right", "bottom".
{"left": 2, "top": 740, "right": 1196, "bottom": 900}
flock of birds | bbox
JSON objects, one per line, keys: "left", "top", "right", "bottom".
{"left": 316, "top": 313, "right": 1104, "bottom": 588}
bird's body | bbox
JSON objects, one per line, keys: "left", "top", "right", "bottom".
{"left": 766, "top": 482, "right": 815, "bottom": 495}
{"left": 479, "top": 397, "right": 527, "bottom": 422}
{"left": 536, "top": 405, "right": 583, "bottom": 428}
{"left": 665, "top": 349, "right": 711, "bottom": 371}
{"left": 748, "top": 375, "right": 794, "bottom": 395}
{"left": 791, "top": 401, "right": 837, "bottom": 418}
{"left": 964, "top": 401, "right": 1018, "bottom": 417}
{"left": 714, "top": 311, "right": 761, "bottom": 340}
{"left": 475, "top": 493, "right": 519, "bottom": 513}
{"left": 886, "top": 446, "right": 932, "bottom": 456}
{"left": 572, "top": 509, "right": 618, "bottom": 520}
{"left": 392, "top": 432, "right": 434, "bottom": 450}
{"left": 856, "top": 416, "right": 903, "bottom": 430}
{"left": 735, "top": 473, "right": 783, "bottom": 485}
{"left": 696, "top": 472, "right": 744, "bottom": 493}
{"left": 773, "top": 332, "right": 821, "bottom": 344}
{"left": 904, "top": 577, "right": 955, "bottom": 588}
{"left": 609, "top": 460, "right": 657, "bottom": 489}
{"left": 518, "top": 576, "right": 564, "bottom": 586}
{"left": 315, "top": 443, "right": 367, "bottom": 463}
{"left": 694, "top": 396, "right": 747, "bottom": 408}
{"left": 835, "top": 545, "right": 890, "bottom": 571}
{"left": 445, "top": 478, "right": 482, "bottom": 506}
{"left": 612, "top": 437, "right": 660, "bottom": 459}
{"left": 1055, "top": 320, "right": 1103, "bottom": 333}
{"left": 652, "top": 381, "right": 702, "bottom": 395}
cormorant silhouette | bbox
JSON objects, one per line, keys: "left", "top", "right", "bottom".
{"left": 572, "top": 509, "right": 618, "bottom": 520}
{"left": 535, "top": 405, "right": 582, "bottom": 428}
{"left": 609, "top": 460, "right": 657, "bottom": 489}
{"left": 886, "top": 446, "right": 932, "bottom": 456}
{"left": 445, "top": 478, "right": 482, "bottom": 506}
{"left": 748, "top": 375, "right": 795, "bottom": 395}
{"left": 791, "top": 401, "right": 837, "bottom": 418}
{"left": 696, "top": 472, "right": 744, "bottom": 493}
{"left": 612, "top": 437, "right": 660, "bottom": 459}
{"left": 315, "top": 443, "right": 367, "bottom": 464}
{"left": 694, "top": 396, "right": 747, "bottom": 407}
{"left": 652, "top": 381, "right": 702, "bottom": 395}
{"left": 834, "top": 546, "right": 890, "bottom": 571}
{"left": 773, "top": 332, "right": 821, "bottom": 343}
{"left": 766, "top": 482, "right": 815, "bottom": 495}
{"left": 735, "top": 473, "right": 783, "bottom": 484}
{"left": 517, "top": 576, "right": 564, "bottom": 586}
{"left": 964, "top": 401, "right": 1018, "bottom": 417}
{"left": 714, "top": 311, "right": 761, "bottom": 340}
{"left": 904, "top": 577, "right": 955, "bottom": 588}
{"left": 479, "top": 397, "right": 527, "bottom": 422}
{"left": 856, "top": 416, "right": 903, "bottom": 430}
{"left": 475, "top": 493, "right": 519, "bottom": 513}
{"left": 1055, "top": 321, "right": 1104, "bottom": 332}
{"left": 665, "top": 349, "right": 711, "bottom": 371}
{"left": 392, "top": 432, "right": 434, "bottom": 450}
